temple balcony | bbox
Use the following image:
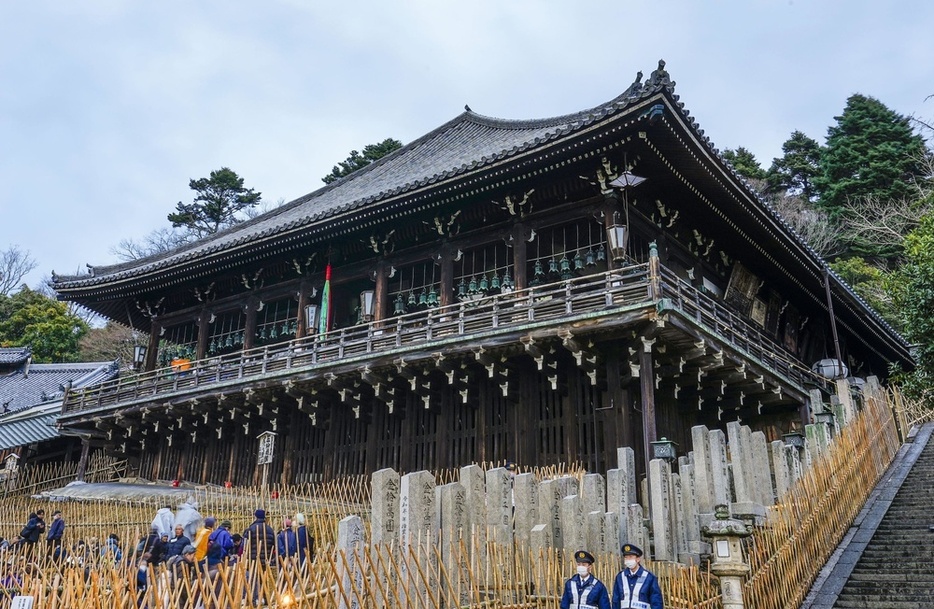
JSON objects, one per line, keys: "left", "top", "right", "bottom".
{"left": 60, "top": 259, "right": 828, "bottom": 428}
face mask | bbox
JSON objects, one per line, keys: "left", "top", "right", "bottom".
{"left": 624, "top": 559, "right": 638, "bottom": 570}
{"left": 577, "top": 565, "right": 590, "bottom": 577}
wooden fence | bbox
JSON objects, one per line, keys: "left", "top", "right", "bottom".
{"left": 1, "top": 453, "right": 125, "bottom": 499}
{"left": 0, "top": 388, "right": 920, "bottom": 608}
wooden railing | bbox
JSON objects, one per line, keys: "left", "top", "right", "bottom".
{"left": 63, "top": 264, "right": 653, "bottom": 415}
{"left": 62, "top": 260, "right": 826, "bottom": 417}
{"left": 658, "top": 266, "right": 827, "bottom": 391}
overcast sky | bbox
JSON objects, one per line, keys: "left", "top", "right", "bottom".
{"left": 2, "top": 1, "right": 933, "bottom": 290}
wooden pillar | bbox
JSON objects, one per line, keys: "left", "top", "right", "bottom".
{"left": 374, "top": 262, "right": 389, "bottom": 322}
{"left": 439, "top": 247, "right": 454, "bottom": 307}
{"left": 296, "top": 284, "right": 310, "bottom": 339}
{"left": 145, "top": 320, "right": 161, "bottom": 371}
{"left": 638, "top": 347, "right": 657, "bottom": 476}
{"left": 512, "top": 224, "right": 528, "bottom": 290}
{"left": 196, "top": 310, "right": 210, "bottom": 360}
{"left": 75, "top": 437, "right": 91, "bottom": 482}
{"left": 243, "top": 299, "right": 258, "bottom": 351}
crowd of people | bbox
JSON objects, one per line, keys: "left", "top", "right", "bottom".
{"left": 1, "top": 503, "right": 316, "bottom": 607}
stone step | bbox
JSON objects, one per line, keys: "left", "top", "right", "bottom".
{"left": 847, "top": 572, "right": 934, "bottom": 582}
{"left": 835, "top": 601, "right": 934, "bottom": 609}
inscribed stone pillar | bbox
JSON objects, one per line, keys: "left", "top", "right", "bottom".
{"left": 750, "top": 431, "right": 775, "bottom": 506}
{"left": 608, "top": 448, "right": 637, "bottom": 548}
{"left": 438, "top": 482, "right": 468, "bottom": 603}
{"left": 399, "top": 471, "right": 436, "bottom": 606}
{"left": 513, "top": 472, "right": 539, "bottom": 548}
{"left": 708, "top": 429, "right": 731, "bottom": 508}
{"left": 670, "top": 472, "right": 686, "bottom": 561}
{"left": 459, "top": 464, "right": 487, "bottom": 560}
{"left": 539, "top": 476, "right": 579, "bottom": 548}
{"left": 530, "top": 523, "right": 552, "bottom": 594}
{"left": 677, "top": 460, "right": 707, "bottom": 561}
{"left": 560, "top": 494, "right": 585, "bottom": 552}
{"left": 585, "top": 510, "right": 605, "bottom": 556}
{"left": 336, "top": 515, "right": 365, "bottom": 609}
{"left": 371, "top": 468, "right": 400, "bottom": 546}
{"left": 835, "top": 378, "right": 856, "bottom": 426}
{"left": 770, "top": 441, "right": 792, "bottom": 500}
{"left": 727, "top": 423, "right": 765, "bottom": 520}
{"left": 805, "top": 423, "right": 830, "bottom": 468}
{"left": 582, "top": 473, "right": 607, "bottom": 516}
{"left": 625, "top": 504, "right": 646, "bottom": 552}
{"left": 603, "top": 512, "right": 620, "bottom": 555}
{"left": 648, "top": 459, "right": 673, "bottom": 561}
{"left": 690, "top": 425, "right": 716, "bottom": 515}
{"left": 486, "top": 467, "right": 513, "bottom": 546}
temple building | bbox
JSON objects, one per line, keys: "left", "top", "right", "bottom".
{"left": 52, "top": 61, "right": 911, "bottom": 486}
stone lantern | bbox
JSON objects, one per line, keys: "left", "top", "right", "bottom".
{"left": 701, "top": 504, "right": 752, "bottom": 609}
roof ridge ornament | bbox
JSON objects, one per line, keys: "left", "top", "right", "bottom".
{"left": 623, "top": 71, "right": 644, "bottom": 98}
{"left": 644, "top": 59, "right": 673, "bottom": 91}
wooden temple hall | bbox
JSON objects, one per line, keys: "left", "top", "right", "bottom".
{"left": 53, "top": 61, "right": 911, "bottom": 486}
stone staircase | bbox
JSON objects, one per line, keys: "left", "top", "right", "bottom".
{"left": 832, "top": 426, "right": 934, "bottom": 608}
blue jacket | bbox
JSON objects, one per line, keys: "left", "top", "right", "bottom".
{"left": 277, "top": 529, "right": 298, "bottom": 558}
{"left": 47, "top": 518, "right": 65, "bottom": 542}
{"left": 244, "top": 520, "right": 275, "bottom": 562}
{"left": 560, "top": 574, "right": 611, "bottom": 609}
{"left": 612, "top": 567, "right": 663, "bottom": 609}
{"left": 164, "top": 534, "right": 191, "bottom": 558}
{"left": 207, "top": 527, "right": 234, "bottom": 566}
{"left": 296, "top": 525, "right": 314, "bottom": 563}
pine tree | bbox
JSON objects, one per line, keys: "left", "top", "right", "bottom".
{"left": 816, "top": 94, "right": 927, "bottom": 218}
{"left": 766, "top": 131, "right": 823, "bottom": 200}
{"left": 322, "top": 138, "right": 403, "bottom": 184}
{"left": 722, "top": 147, "right": 766, "bottom": 181}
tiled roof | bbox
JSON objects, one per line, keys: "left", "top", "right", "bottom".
{"left": 0, "top": 407, "right": 59, "bottom": 451}
{"left": 0, "top": 361, "right": 119, "bottom": 415}
{"left": 51, "top": 63, "right": 675, "bottom": 288}
{"left": 0, "top": 347, "right": 31, "bottom": 367}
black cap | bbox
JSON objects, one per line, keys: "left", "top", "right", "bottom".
{"left": 621, "top": 543, "right": 643, "bottom": 557}
{"left": 574, "top": 550, "right": 595, "bottom": 564}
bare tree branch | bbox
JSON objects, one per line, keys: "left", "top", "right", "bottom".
{"left": 768, "top": 194, "right": 845, "bottom": 258}
{"left": 110, "top": 227, "right": 193, "bottom": 262}
{"left": 0, "top": 245, "right": 38, "bottom": 296}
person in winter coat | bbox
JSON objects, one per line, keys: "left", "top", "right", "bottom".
{"left": 151, "top": 506, "right": 175, "bottom": 538}
{"left": 206, "top": 520, "right": 234, "bottom": 568}
{"left": 173, "top": 500, "right": 202, "bottom": 543}
{"left": 294, "top": 513, "right": 315, "bottom": 565}
{"left": 612, "top": 544, "right": 664, "bottom": 609}
{"left": 102, "top": 533, "right": 123, "bottom": 564}
{"left": 17, "top": 509, "right": 46, "bottom": 548}
{"left": 560, "top": 550, "right": 611, "bottom": 609}
{"left": 193, "top": 517, "right": 216, "bottom": 564}
{"left": 243, "top": 509, "right": 275, "bottom": 565}
{"left": 276, "top": 518, "right": 298, "bottom": 561}
{"left": 46, "top": 510, "right": 66, "bottom": 560}
{"left": 140, "top": 526, "right": 167, "bottom": 566}
{"left": 164, "top": 524, "right": 191, "bottom": 559}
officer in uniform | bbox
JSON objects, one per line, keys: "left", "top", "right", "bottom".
{"left": 560, "top": 550, "right": 611, "bottom": 609}
{"left": 612, "top": 544, "right": 663, "bottom": 609}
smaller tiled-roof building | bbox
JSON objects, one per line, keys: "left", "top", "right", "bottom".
{"left": 0, "top": 347, "right": 118, "bottom": 463}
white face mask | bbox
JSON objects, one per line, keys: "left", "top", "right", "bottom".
{"left": 624, "top": 558, "right": 638, "bottom": 570}
{"left": 577, "top": 565, "right": 590, "bottom": 577}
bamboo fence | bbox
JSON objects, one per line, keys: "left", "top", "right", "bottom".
{"left": 0, "top": 389, "right": 921, "bottom": 608}
{"left": 0, "top": 453, "right": 125, "bottom": 499}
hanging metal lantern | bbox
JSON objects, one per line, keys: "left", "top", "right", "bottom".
{"left": 531, "top": 260, "right": 545, "bottom": 286}
{"left": 584, "top": 248, "right": 596, "bottom": 267}
{"left": 596, "top": 244, "right": 606, "bottom": 263}
{"left": 457, "top": 278, "right": 468, "bottom": 299}
{"left": 418, "top": 288, "right": 429, "bottom": 308}
{"left": 468, "top": 276, "right": 479, "bottom": 295}
{"left": 574, "top": 250, "right": 585, "bottom": 271}
{"left": 490, "top": 271, "right": 501, "bottom": 292}
{"left": 559, "top": 254, "right": 573, "bottom": 280}
{"left": 209, "top": 338, "right": 217, "bottom": 354}
{"left": 260, "top": 326, "right": 268, "bottom": 341}
{"left": 269, "top": 324, "right": 278, "bottom": 339}
{"left": 394, "top": 293, "right": 406, "bottom": 315}
{"left": 479, "top": 273, "right": 489, "bottom": 293}
{"left": 225, "top": 334, "right": 234, "bottom": 348}
{"left": 547, "top": 257, "right": 559, "bottom": 277}
{"left": 501, "top": 269, "right": 515, "bottom": 292}
{"left": 427, "top": 285, "right": 439, "bottom": 306}
{"left": 407, "top": 290, "right": 417, "bottom": 309}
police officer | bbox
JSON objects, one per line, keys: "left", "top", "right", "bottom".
{"left": 560, "top": 550, "right": 611, "bottom": 609}
{"left": 612, "top": 544, "right": 663, "bottom": 609}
